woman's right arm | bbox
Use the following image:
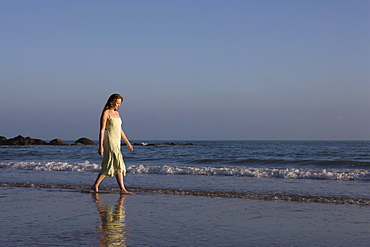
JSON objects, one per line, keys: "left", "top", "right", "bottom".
{"left": 98, "top": 111, "right": 108, "bottom": 156}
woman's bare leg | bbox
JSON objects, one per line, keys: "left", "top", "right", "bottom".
{"left": 115, "top": 173, "right": 133, "bottom": 194}
{"left": 92, "top": 173, "right": 105, "bottom": 192}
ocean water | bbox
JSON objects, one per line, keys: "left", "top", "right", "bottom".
{"left": 1, "top": 140, "right": 369, "bottom": 204}
{"left": 1, "top": 140, "right": 370, "bottom": 246}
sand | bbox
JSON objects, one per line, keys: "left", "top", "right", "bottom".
{"left": 0, "top": 187, "right": 369, "bottom": 246}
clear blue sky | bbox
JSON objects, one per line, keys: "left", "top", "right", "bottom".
{"left": 1, "top": 0, "right": 369, "bottom": 140}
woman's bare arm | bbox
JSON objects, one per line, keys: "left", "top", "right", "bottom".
{"left": 121, "top": 129, "right": 133, "bottom": 151}
{"left": 98, "top": 111, "right": 109, "bottom": 156}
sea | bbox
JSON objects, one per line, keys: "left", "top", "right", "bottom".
{"left": 1, "top": 140, "right": 369, "bottom": 246}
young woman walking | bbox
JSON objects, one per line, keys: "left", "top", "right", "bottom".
{"left": 92, "top": 93, "right": 134, "bottom": 194}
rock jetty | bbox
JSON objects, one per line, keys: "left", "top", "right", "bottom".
{"left": 0, "top": 135, "right": 46, "bottom": 145}
{"left": 132, "top": 142, "right": 196, "bottom": 146}
{"left": 74, "top": 137, "right": 95, "bottom": 145}
{"left": 0, "top": 135, "right": 195, "bottom": 146}
{"left": 49, "top": 139, "right": 68, "bottom": 146}
{"left": 0, "top": 135, "right": 95, "bottom": 146}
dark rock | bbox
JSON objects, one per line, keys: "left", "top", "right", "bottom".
{"left": 133, "top": 142, "right": 196, "bottom": 146}
{"left": 133, "top": 143, "right": 145, "bottom": 146}
{"left": 74, "top": 137, "right": 95, "bottom": 145}
{"left": 3, "top": 135, "right": 45, "bottom": 145}
{"left": 0, "top": 136, "right": 7, "bottom": 145}
{"left": 33, "top": 138, "right": 46, "bottom": 145}
{"left": 6, "top": 135, "right": 28, "bottom": 145}
{"left": 0, "top": 135, "right": 100, "bottom": 146}
{"left": 50, "top": 139, "right": 68, "bottom": 145}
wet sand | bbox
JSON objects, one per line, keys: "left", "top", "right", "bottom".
{"left": 0, "top": 187, "right": 368, "bottom": 246}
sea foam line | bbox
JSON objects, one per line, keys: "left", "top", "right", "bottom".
{"left": 128, "top": 164, "right": 370, "bottom": 180}
{"left": 0, "top": 182, "right": 369, "bottom": 205}
{"left": 1, "top": 161, "right": 369, "bottom": 181}
{"left": 0, "top": 161, "right": 101, "bottom": 172}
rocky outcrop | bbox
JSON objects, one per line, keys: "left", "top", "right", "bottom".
{"left": 0, "top": 136, "right": 7, "bottom": 145}
{"left": 0, "top": 135, "right": 194, "bottom": 147}
{"left": 132, "top": 142, "right": 196, "bottom": 146}
{"left": 0, "top": 135, "right": 46, "bottom": 145}
{"left": 49, "top": 139, "right": 69, "bottom": 146}
{"left": 74, "top": 137, "right": 95, "bottom": 145}
{"left": 0, "top": 135, "right": 95, "bottom": 146}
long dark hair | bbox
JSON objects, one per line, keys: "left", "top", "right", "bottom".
{"left": 103, "top": 93, "right": 124, "bottom": 112}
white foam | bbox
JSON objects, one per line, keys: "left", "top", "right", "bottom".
{"left": 127, "top": 165, "right": 370, "bottom": 180}
{"left": 0, "top": 161, "right": 101, "bottom": 173}
{"left": 1, "top": 161, "right": 369, "bottom": 180}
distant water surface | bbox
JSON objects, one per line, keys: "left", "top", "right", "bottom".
{"left": 1, "top": 141, "right": 369, "bottom": 204}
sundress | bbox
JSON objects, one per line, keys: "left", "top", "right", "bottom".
{"left": 101, "top": 117, "right": 126, "bottom": 177}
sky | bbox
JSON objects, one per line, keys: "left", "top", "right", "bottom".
{"left": 1, "top": 0, "right": 369, "bottom": 141}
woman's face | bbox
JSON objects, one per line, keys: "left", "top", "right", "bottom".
{"left": 111, "top": 99, "right": 122, "bottom": 110}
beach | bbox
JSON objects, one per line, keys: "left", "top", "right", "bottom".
{"left": 2, "top": 0, "right": 369, "bottom": 245}
{"left": 1, "top": 140, "right": 369, "bottom": 246}
{"left": 1, "top": 186, "right": 369, "bottom": 246}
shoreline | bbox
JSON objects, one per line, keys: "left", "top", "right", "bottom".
{"left": 1, "top": 186, "right": 369, "bottom": 246}
{"left": 1, "top": 182, "right": 369, "bottom": 206}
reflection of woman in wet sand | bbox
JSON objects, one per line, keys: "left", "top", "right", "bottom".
{"left": 93, "top": 194, "right": 127, "bottom": 246}
{"left": 92, "top": 93, "right": 134, "bottom": 194}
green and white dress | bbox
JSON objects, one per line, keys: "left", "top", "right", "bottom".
{"left": 101, "top": 117, "right": 126, "bottom": 177}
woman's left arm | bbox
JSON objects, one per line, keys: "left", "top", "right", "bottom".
{"left": 121, "top": 129, "right": 133, "bottom": 151}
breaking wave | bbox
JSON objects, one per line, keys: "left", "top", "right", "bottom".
{"left": 1, "top": 161, "right": 369, "bottom": 181}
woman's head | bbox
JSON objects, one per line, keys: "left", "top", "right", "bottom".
{"left": 103, "top": 93, "right": 124, "bottom": 111}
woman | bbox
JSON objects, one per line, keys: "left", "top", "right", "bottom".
{"left": 92, "top": 93, "right": 134, "bottom": 194}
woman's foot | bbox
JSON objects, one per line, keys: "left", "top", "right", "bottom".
{"left": 91, "top": 185, "right": 98, "bottom": 192}
{"left": 120, "top": 190, "right": 134, "bottom": 195}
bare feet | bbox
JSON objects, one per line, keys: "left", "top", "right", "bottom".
{"left": 120, "top": 190, "right": 134, "bottom": 195}
{"left": 91, "top": 185, "right": 98, "bottom": 192}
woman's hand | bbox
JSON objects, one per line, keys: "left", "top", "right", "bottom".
{"left": 98, "top": 147, "right": 104, "bottom": 156}
{"left": 128, "top": 144, "right": 134, "bottom": 152}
